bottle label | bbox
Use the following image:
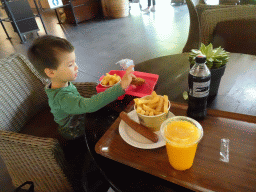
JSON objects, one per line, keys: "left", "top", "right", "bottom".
{"left": 190, "top": 81, "right": 210, "bottom": 98}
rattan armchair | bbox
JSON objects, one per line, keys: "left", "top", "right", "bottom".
{"left": 183, "top": 0, "right": 238, "bottom": 52}
{"left": 195, "top": 3, "right": 236, "bottom": 24}
{"left": 0, "top": 53, "right": 98, "bottom": 191}
{"left": 200, "top": 5, "right": 256, "bottom": 45}
{"left": 0, "top": 131, "right": 73, "bottom": 191}
{"left": 183, "top": 0, "right": 256, "bottom": 53}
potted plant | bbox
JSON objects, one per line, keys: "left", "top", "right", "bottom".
{"left": 187, "top": 43, "right": 230, "bottom": 101}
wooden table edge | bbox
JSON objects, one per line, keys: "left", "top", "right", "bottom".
{"left": 171, "top": 101, "right": 256, "bottom": 123}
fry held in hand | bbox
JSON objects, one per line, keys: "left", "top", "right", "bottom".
{"left": 134, "top": 91, "right": 169, "bottom": 116}
{"left": 101, "top": 73, "right": 121, "bottom": 86}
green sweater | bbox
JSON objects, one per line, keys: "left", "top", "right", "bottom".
{"left": 45, "top": 82, "right": 125, "bottom": 139}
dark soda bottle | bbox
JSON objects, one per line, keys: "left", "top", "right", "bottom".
{"left": 187, "top": 55, "right": 211, "bottom": 120}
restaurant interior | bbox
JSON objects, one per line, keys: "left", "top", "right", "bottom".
{"left": 0, "top": 0, "right": 255, "bottom": 191}
{"left": 1, "top": 1, "right": 189, "bottom": 191}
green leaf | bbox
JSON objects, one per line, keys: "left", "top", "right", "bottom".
{"left": 206, "top": 61, "right": 213, "bottom": 69}
{"left": 214, "top": 47, "right": 222, "bottom": 56}
{"left": 200, "top": 44, "right": 206, "bottom": 55}
{"left": 206, "top": 44, "right": 213, "bottom": 57}
{"left": 207, "top": 58, "right": 214, "bottom": 62}
{"left": 214, "top": 62, "right": 223, "bottom": 69}
{"left": 191, "top": 49, "right": 199, "bottom": 54}
{"left": 183, "top": 91, "right": 188, "bottom": 100}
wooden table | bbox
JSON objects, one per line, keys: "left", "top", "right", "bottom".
{"left": 85, "top": 53, "right": 256, "bottom": 192}
{"left": 133, "top": 53, "right": 256, "bottom": 116}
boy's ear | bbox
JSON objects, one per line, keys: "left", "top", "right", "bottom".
{"left": 44, "top": 68, "right": 56, "bottom": 78}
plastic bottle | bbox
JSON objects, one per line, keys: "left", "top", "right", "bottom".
{"left": 116, "top": 59, "right": 134, "bottom": 71}
{"left": 187, "top": 55, "right": 211, "bottom": 120}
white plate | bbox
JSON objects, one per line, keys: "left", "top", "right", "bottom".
{"left": 119, "top": 110, "right": 175, "bottom": 149}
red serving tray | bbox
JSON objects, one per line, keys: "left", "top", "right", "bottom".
{"left": 96, "top": 70, "right": 159, "bottom": 99}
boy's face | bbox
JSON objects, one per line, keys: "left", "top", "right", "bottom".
{"left": 52, "top": 51, "right": 78, "bottom": 83}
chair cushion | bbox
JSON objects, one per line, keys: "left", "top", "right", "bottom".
{"left": 212, "top": 19, "right": 256, "bottom": 55}
{"left": 20, "top": 107, "right": 67, "bottom": 145}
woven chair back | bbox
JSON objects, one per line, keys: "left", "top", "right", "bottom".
{"left": 200, "top": 5, "right": 256, "bottom": 44}
{"left": 0, "top": 53, "right": 48, "bottom": 132}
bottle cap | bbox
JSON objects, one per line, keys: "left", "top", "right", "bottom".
{"left": 195, "top": 55, "right": 206, "bottom": 63}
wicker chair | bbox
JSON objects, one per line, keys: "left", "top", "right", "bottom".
{"left": 185, "top": 0, "right": 237, "bottom": 51}
{"left": 195, "top": 3, "right": 236, "bottom": 24}
{"left": 183, "top": 0, "right": 256, "bottom": 52}
{"left": 0, "top": 53, "right": 98, "bottom": 191}
{"left": 200, "top": 5, "right": 256, "bottom": 45}
{"left": 182, "top": 0, "right": 201, "bottom": 52}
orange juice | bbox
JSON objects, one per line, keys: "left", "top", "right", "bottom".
{"left": 161, "top": 117, "right": 203, "bottom": 171}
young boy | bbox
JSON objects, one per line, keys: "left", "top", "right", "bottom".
{"left": 28, "top": 35, "right": 134, "bottom": 140}
{"left": 27, "top": 35, "right": 134, "bottom": 191}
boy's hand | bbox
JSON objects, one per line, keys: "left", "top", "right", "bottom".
{"left": 120, "top": 65, "right": 136, "bottom": 90}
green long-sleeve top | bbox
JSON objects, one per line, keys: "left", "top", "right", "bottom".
{"left": 45, "top": 82, "right": 125, "bottom": 130}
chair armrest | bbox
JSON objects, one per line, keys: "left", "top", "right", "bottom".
{"left": 72, "top": 82, "right": 98, "bottom": 98}
{"left": 0, "top": 130, "right": 73, "bottom": 190}
{"left": 0, "top": 130, "right": 67, "bottom": 166}
{"left": 2, "top": 130, "right": 53, "bottom": 144}
{"left": 182, "top": 0, "right": 201, "bottom": 52}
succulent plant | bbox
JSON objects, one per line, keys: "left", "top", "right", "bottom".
{"left": 189, "top": 43, "right": 230, "bottom": 69}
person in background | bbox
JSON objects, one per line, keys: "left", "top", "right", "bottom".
{"left": 27, "top": 35, "right": 135, "bottom": 191}
{"left": 142, "top": 0, "right": 156, "bottom": 13}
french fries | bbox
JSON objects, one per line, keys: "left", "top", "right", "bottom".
{"left": 101, "top": 73, "right": 121, "bottom": 86}
{"left": 134, "top": 91, "right": 169, "bottom": 116}
{"left": 163, "top": 95, "right": 169, "bottom": 113}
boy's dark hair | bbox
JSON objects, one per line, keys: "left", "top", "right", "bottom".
{"left": 27, "top": 35, "right": 74, "bottom": 79}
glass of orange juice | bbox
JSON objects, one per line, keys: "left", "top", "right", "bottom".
{"left": 160, "top": 116, "right": 203, "bottom": 171}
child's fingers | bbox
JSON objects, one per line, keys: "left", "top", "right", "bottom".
{"left": 126, "top": 65, "right": 134, "bottom": 73}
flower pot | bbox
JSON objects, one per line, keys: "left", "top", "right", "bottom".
{"left": 208, "top": 65, "right": 226, "bottom": 101}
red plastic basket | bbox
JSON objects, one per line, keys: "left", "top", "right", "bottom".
{"left": 96, "top": 70, "right": 159, "bottom": 100}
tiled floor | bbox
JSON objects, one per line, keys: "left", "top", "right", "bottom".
{"left": 0, "top": 1, "right": 189, "bottom": 191}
